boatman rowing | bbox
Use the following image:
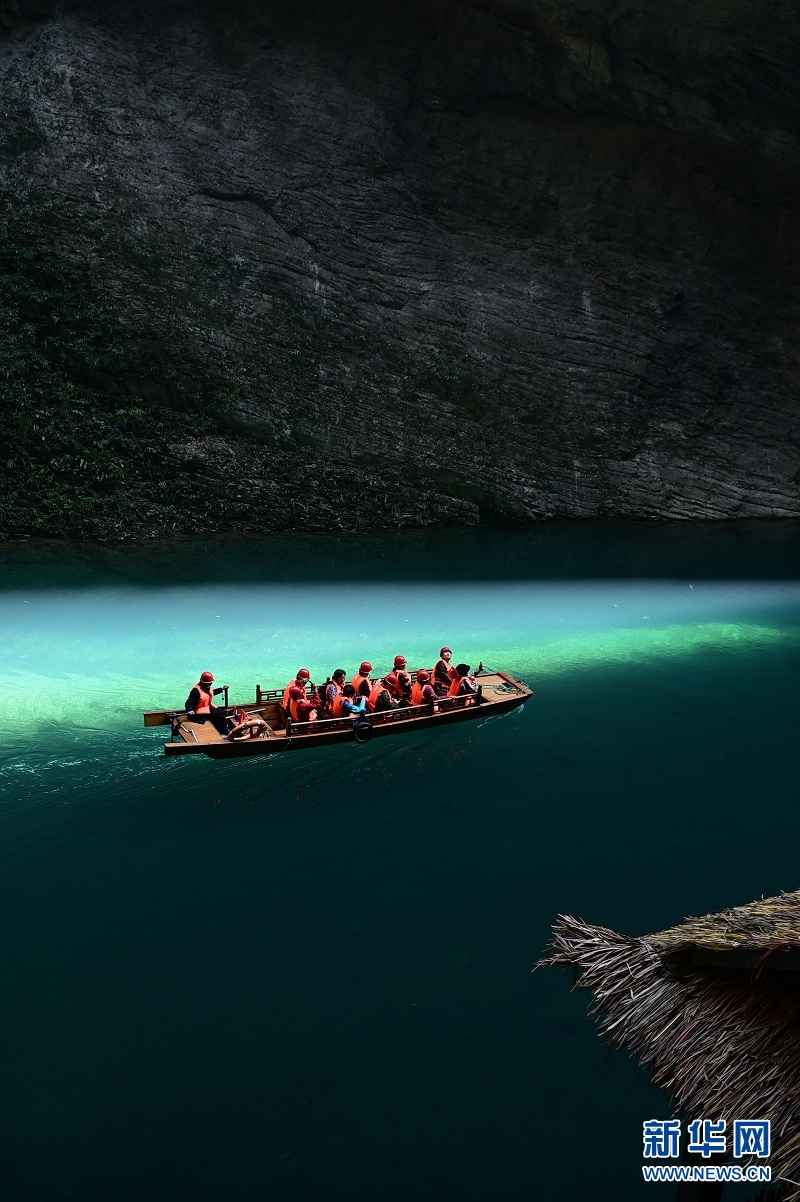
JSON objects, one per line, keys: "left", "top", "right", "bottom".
{"left": 185, "top": 670, "right": 230, "bottom": 736}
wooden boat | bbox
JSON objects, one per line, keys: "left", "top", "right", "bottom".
{"left": 142, "top": 669, "right": 532, "bottom": 759}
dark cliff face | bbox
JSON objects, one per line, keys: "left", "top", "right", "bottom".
{"left": 2, "top": 0, "right": 799, "bottom": 538}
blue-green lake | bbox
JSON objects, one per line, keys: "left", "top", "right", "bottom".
{"left": 2, "top": 522, "right": 799, "bottom": 1200}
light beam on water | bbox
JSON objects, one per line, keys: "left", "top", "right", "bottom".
{"left": 1, "top": 576, "right": 798, "bottom": 768}
{"left": 3, "top": 578, "right": 799, "bottom": 725}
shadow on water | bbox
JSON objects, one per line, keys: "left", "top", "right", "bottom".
{"left": 2, "top": 518, "right": 800, "bottom": 589}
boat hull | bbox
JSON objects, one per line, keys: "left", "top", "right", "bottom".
{"left": 205, "top": 691, "right": 527, "bottom": 759}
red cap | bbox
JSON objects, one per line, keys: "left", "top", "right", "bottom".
{"left": 297, "top": 668, "right": 311, "bottom": 680}
{"left": 200, "top": 671, "right": 215, "bottom": 683}
{"left": 289, "top": 685, "right": 305, "bottom": 699}
{"left": 440, "top": 647, "right": 452, "bottom": 657}
{"left": 417, "top": 669, "right": 430, "bottom": 682}
{"left": 359, "top": 661, "right": 373, "bottom": 674}
{"left": 384, "top": 673, "right": 398, "bottom": 688}
{"left": 394, "top": 655, "right": 407, "bottom": 668}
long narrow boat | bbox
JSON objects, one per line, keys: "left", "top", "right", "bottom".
{"left": 143, "top": 669, "right": 532, "bottom": 759}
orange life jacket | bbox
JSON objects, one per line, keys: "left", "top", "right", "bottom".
{"left": 351, "top": 672, "right": 372, "bottom": 697}
{"left": 332, "top": 693, "right": 349, "bottom": 718}
{"left": 323, "top": 680, "right": 343, "bottom": 710}
{"left": 283, "top": 679, "right": 305, "bottom": 709}
{"left": 383, "top": 672, "right": 402, "bottom": 700}
{"left": 367, "top": 682, "right": 389, "bottom": 713}
{"left": 449, "top": 674, "right": 473, "bottom": 698}
{"left": 434, "top": 659, "right": 457, "bottom": 686}
{"left": 289, "top": 696, "right": 315, "bottom": 723}
{"left": 411, "top": 681, "right": 433, "bottom": 706}
{"left": 194, "top": 683, "right": 213, "bottom": 712}
{"left": 396, "top": 671, "right": 412, "bottom": 697}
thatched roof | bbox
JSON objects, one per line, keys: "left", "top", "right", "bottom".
{"left": 541, "top": 890, "right": 800, "bottom": 1198}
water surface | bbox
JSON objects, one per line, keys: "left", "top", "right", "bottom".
{"left": 2, "top": 522, "right": 799, "bottom": 1200}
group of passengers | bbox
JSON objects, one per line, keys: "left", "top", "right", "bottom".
{"left": 184, "top": 650, "right": 484, "bottom": 737}
{"left": 281, "top": 648, "right": 484, "bottom": 724}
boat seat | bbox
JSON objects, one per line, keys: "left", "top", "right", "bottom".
{"left": 183, "top": 719, "right": 226, "bottom": 743}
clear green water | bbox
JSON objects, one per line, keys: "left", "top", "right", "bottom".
{"left": 2, "top": 523, "right": 799, "bottom": 1200}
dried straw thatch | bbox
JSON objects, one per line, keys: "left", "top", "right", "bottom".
{"left": 541, "top": 890, "right": 800, "bottom": 1198}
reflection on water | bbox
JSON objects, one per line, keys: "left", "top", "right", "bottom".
{"left": 1, "top": 523, "right": 800, "bottom": 1202}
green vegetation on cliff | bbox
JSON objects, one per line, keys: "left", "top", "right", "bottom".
{"left": 0, "top": 185, "right": 232, "bottom": 539}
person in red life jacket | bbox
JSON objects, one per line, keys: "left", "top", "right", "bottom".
{"left": 410, "top": 669, "right": 436, "bottom": 707}
{"left": 432, "top": 647, "right": 456, "bottom": 696}
{"left": 321, "top": 669, "right": 347, "bottom": 712}
{"left": 383, "top": 671, "right": 403, "bottom": 702}
{"left": 287, "top": 685, "right": 318, "bottom": 724}
{"left": 392, "top": 655, "right": 413, "bottom": 701}
{"left": 433, "top": 648, "right": 483, "bottom": 695}
{"left": 367, "top": 678, "right": 397, "bottom": 713}
{"left": 185, "top": 670, "right": 230, "bottom": 735}
{"left": 332, "top": 683, "right": 367, "bottom": 718}
{"left": 448, "top": 663, "right": 478, "bottom": 701}
{"left": 351, "top": 661, "right": 375, "bottom": 699}
{"left": 283, "top": 668, "right": 313, "bottom": 710}
{"left": 384, "top": 669, "right": 413, "bottom": 708}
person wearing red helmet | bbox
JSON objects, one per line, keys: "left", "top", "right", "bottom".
{"left": 367, "top": 677, "right": 397, "bottom": 714}
{"left": 411, "top": 669, "right": 436, "bottom": 707}
{"left": 185, "top": 670, "right": 230, "bottom": 735}
{"left": 433, "top": 648, "right": 483, "bottom": 696}
{"left": 433, "top": 647, "right": 456, "bottom": 696}
{"left": 288, "top": 684, "right": 318, "bottom": 724}
{"left": 283, "top": 668, "right": 314, "bottom": 710}
{"left": 383, "top": 671, "right": 404, "bottom": 702}
{"left": 391, "top": 655, "right": 412, "bottom": 703}
{"left": 351, "top": 661, "right": 375, "bottom": 699}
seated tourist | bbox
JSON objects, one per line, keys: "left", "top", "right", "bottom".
{"left": 367, "top": 678, "right": 397, "bottom": 713}
{"left": 288, "top": 685, "right": 318, "bottom": 724}
{"left": 433, "top": 648, "right": 483, "bottom": 695}
{"left": 321, "top": 669, "right": 347, "bottom": 713}
{"left": 283, "top": 668, "right": 312, "bottom": 709}
{"left": 448, "top": 663, "right": 479, "bottom": 700}
{"left": 383, "top": 671, "right": 403, "bottom": 702}
{"left": 410, "top": 669, "right": 436, "bottom": 707}
{"left": 351, "top": 661, "right": 375, "bottom": 699}
{"left": 392, "top": 655, "right": 413, "bottom": 700}
{"left": 332, "top": 683, "right": 367, "bottom": 718}
{"left": 432, "top": 647, "right": 456, "bottom": 696}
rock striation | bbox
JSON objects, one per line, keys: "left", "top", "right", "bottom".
{"left": 2, "top": 0, "right": 800, "bottom": 536}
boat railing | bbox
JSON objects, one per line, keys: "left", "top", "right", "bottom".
{"left": 285, "top": 706, "right": 427, "bottom": 737}
{"left": 285, "top": 691, "right": 481, "bottom": 736}
{"left": 434, "top": 688, "right": 482, "bottom": 711}
{"left": 255, "top": 672, "right": 487, "bottom": 707}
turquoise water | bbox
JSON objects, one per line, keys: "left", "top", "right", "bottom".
{"left": 1, "top": 523, "right": 799, "bottom": 1200}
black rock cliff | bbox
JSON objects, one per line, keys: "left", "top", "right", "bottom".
{"left": 2, "top": 0, "right": 799, "bottom": 537}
